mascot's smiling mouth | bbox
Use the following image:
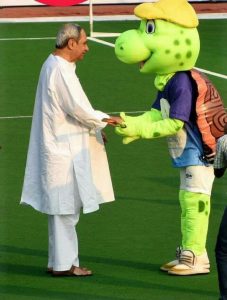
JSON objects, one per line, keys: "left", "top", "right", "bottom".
{"left": 139, "top": 54, "right": 152, "bottom": 69}
{"left": 139, "top": 61, "right": 146, "bottom": 69}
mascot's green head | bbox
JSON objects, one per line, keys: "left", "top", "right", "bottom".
{"left": 115, "top": 0, "right": 200, "bottom": 75}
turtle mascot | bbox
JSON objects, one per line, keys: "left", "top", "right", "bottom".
{"left": 115, "top": 0, "right": 227, "bottom": 275}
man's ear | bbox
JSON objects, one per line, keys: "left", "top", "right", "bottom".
{"left": 67, "top": 38, "right": 76, "bottom": 50}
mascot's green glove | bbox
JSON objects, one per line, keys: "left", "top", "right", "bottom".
{"left": 116, "top": 110, "right": 184, "bottom": 144}
{"left": 116, "top": 109, "right": 163, "bottom": 144}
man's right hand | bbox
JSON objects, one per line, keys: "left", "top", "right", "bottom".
{"left": 102, "top": 116, "right": 123, "bottom": 127}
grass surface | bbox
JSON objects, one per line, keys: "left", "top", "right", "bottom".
{"left": 0, "top": 19, "right": 227, "bottom": 299}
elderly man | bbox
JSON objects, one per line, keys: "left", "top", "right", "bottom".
{"left": 21, "top": 23, "right": 119, "bottom": 276}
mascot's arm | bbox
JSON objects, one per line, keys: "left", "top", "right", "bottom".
{"left": 116, "top": 111, "right": 184, "bottom": 144}
{"left": 131, "top": 108, "right": 163, "bottom": 122}
{"left": 142, "top": 109, "right": 163, "bottom": 122}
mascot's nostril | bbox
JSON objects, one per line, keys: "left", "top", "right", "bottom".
{"left": 116, "top": 41, "right": 124, "bottom": 51}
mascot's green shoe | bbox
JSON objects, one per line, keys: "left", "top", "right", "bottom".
{"left": 160, "top": 246, "right": 182, "bottom": 272}
{"left": 168, "top": 250, "right": 210, "bottom": 276}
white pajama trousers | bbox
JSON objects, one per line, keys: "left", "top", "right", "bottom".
{"left": 48, "top": 212, "right": 81, "bottom": 271}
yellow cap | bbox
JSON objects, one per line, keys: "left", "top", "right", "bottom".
{"left": 134, "top": 0, "right": 198, "bottom": 28}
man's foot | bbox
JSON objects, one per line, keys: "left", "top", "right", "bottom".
{"left": 52, "top": 266, "right": 92, "bottom": 277}
{"left": 47, "top": 267, "right": 89, "bottom": 274}
{"left": 168, "top": 250, "right": 210, "bottom": 276}
{"left": 46, "top": 267, "right": 53, "bottom": 274}
{"left": 160, "top": 246, "right": 182, "bottom": 272}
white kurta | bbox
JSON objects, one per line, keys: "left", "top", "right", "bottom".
{"left": 21, "top": 54, "right": 115, "bottom": 214}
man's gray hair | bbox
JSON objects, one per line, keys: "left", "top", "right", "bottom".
{"left": 55, "top": 23, "right": 82, "bottom": 49}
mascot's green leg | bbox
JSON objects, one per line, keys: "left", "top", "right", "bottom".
{"left": 179, "top": 189, "right": 210, "bottom": 255}
{"left": 160, "top": 190, "right": 211, "bottom": 274}
{"left": 167, "top": 190, "right": 210, "bottom": 275}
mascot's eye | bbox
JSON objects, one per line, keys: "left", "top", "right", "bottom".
{"left": 146, "top": 20, "right": 155, "bottom": 34}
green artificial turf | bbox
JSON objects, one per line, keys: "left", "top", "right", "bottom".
{"left": 0, "top": 19, "right": 227, "bottom": 299}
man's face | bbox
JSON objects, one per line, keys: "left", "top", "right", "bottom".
{"left": 71, "top": 29, "right": 89, "bottom": 62}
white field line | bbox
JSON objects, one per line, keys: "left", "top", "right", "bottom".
{"left": 0, "top": 111, "right": 145, "bottom": 120}
{"left": 88, "top": 37, "right": 115, "bottom": 47}
{"left": 194, "top": 67, "right": 227, "bottom": 80}
{"left": 0, "top": 37, "right": 113, "bottom": 46}
{"left": 0, "top": 15, "right": 139, "bottom": 23}
{"left": 0, "top": 13, "right": 227, "bottom": 23}
{"left": 0, "top": 37, "right": 114, "bottom": 46}
{"left": 0, "top": 115, "right": 32, "bottom": 119}
{"left": 0, "top": 36, "right": 56, "bottom": 41}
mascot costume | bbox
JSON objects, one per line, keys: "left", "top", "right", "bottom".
{"left": 115, "top": 0, "right": 227, "bottom": 275}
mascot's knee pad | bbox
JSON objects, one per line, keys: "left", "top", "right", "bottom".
{"left": 179, "top": 190, "right": 210, "bottom": 216}
{"left": 179, "top": 190, "right": 210, "bottom": 255}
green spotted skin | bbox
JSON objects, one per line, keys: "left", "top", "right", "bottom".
{"left": 161, "top": 24, "right": 196, "bottom": 69}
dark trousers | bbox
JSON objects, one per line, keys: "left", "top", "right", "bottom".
{"left": 215, "top": 207, "right": 227, "bottom": 300}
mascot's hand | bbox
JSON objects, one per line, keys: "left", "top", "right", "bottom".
{"left": 115, "top": 112, "right": 140, "bottom": 144}
{"left": 122, "top": 136, "right": 140, "bottom": 144}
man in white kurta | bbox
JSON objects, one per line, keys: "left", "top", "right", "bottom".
{"left": 20, "top": 23, "right": 117, "bottom": 276}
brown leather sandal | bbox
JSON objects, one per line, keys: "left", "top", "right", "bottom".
{"left": 52, "top": 266, "right": 92, "bottom": 277}
{"left": 46, "top": 268, "right": 53, "bottom": 274}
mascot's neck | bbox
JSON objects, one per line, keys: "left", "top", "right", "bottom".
{"left": 154, "top": 73, "right": 175, "bottom": 91}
